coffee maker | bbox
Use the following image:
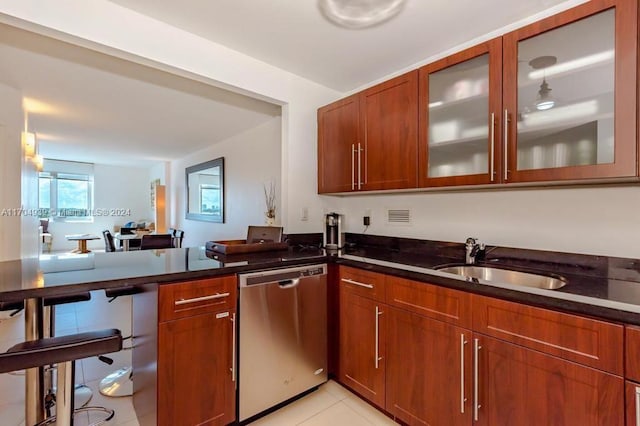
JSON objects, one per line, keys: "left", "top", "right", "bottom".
{"left": 323, "top": 212, "right": 344, "bottom": 251}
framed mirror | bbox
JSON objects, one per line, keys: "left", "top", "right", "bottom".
{"left": 185, "top": 157, "right": 224, "bottom": 222}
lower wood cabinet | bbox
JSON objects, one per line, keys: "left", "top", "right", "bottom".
{"left": 133, "top": 276, "right": 237, "bottom": 426}
{"left": 626, "top": 381, "right": 640, "bottom": 426}
{"left": 338, "top": 287, "right": 386, "bottom": 407}
{"left": 336, "top": 266, "right": 626, "bottom": 425}
{"left": 386, "top": 307, "right": 471, "bottom": 426}
{"left": 158, "top": 310, "right": 236, "bottom": 426}
{"left": 476, "top": 334, "right": 623, "bottom": 426}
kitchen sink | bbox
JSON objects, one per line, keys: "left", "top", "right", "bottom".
{"left": 435, "top": 265, "right": 567, "bottom": 290}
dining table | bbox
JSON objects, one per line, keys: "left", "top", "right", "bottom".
{"left": 65, "top": 234, "right": 100, "bottom": 254}
{"left": 114, "top": 233, "right": 140, "bottom": 251}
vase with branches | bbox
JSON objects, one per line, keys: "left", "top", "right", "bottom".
{"left": 263, "top": 181, "right": 276, "bottom": 225}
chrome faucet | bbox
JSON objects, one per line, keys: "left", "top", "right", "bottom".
{"left": 465, "top": 237, "right": 485, "bottom": 265}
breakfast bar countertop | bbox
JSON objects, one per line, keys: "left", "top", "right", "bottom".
{"left": 0, "top": 246, "right": 327, "bottom": 303}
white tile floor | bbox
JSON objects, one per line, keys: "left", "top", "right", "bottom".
{"left": 252, "top": 381, "right": 398, "bottom": 426}
{"left": 0, "top": 290, "right": 397, "bottom": 426}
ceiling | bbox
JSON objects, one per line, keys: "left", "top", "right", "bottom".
{"left": 110, "top": 0, "right": 573, "bottom": 92}
{"left": 0, "top": 0, "right": 576, "bottom": 168}
{"left": 0, "top": 24, "right": 281, "bottom": 168}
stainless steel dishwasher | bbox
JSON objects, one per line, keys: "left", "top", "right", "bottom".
{"left": 238, "top": 264, "right": 327, "bottom": 422}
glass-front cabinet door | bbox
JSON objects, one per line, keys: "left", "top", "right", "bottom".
{"left": 503, "top": 0, "right": 637, "bottom": 183}
{"left": 419, "top": 39, "right": 502, "bottom": 187}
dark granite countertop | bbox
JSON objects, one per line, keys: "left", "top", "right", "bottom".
{"left": 2, "top": 232, "right": 640, "bottom": 325}
{"left": 0, "top": 246, "right": 327, "bottom": 303}
{"left": 337, "top": 234, "right": 640, "bottom": 325}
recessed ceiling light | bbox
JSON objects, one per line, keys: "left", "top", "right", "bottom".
{"left": 318, "top": 0, "right": 407, "bottom": 29}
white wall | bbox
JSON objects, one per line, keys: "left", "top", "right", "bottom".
{"left": 321, "top": 185, "right": 640, "bottom": 258}
{"left": 171, "top": 117, "right": 281, "bottom": 247}
{"left": 0, "top": 83, "right": 25, "bottom": 261}
{"left": 3, "top": 0, "right": 640, "bottom": 259}
{"left": 48, "top": 163, "right": 150, "bottom": 252}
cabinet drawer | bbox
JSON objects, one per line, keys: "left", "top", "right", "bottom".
{"left": 473, "top": 295, "right": 623, "bottom": 375}
{"left": 339, "top": 266, "right": 385, "bottom": 302}
{"left": 626, "top": 326, "right": 640, "bottom": 382}
{"left": 159, "top": 275, "right": 236, "bottom": 322}
{"left": 386, "top": 276, "right": 472, "bottom": 329}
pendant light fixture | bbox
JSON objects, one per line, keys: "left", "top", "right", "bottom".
{"left": 535, "top": 77, "right": 554, "bottom": 111}
{"left": 529, "top": 56, "right": 557, "bottom": 111}
{"left": 318, "top": 0, "right": 407, "bottom": 29}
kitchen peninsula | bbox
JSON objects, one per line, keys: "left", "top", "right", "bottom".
{"left": 2, "top": 235, "right": 640, "bottom": 425}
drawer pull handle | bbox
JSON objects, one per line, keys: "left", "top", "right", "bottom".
{"left": 231, "top": 313, "right": 237, "bottom": 386}
{"left": 461, "top": 333, "right": 467, "bottom": 414}
{"left": 474, "top": 338, "right": 481, "bottom": 421}
{"left": 175, "top": 292, "right": 230, "bottom": 305}
{"left": 375, "top": 305, "right": 383, "bottom": 369}
{"left": 341, "top": 278, "right": 373, "bottom": 289}
{"left": 490, "top": 112, "right": 495, "bottom": 182}
{"left": 503, "top": 109, "right": 509, "bottom": 181}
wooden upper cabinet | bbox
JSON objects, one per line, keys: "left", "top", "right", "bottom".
{"left": 360, "top": 71, "right": 418, "bottom": 190}
{"left": 319, "top": 0, "right": 638, "bottom": 192}
{"left": 317, "top": 71, "right": 418, "bottom": 193}
{"left": 317, "top": 95, "right": 360, "bottom": 193}
{"left": 502, "top": 0, "right": 638, "bottom": 183}
{"left": 418, "top": 38, "right": 503, "bottom": 187}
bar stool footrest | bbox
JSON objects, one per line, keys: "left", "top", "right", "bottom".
{"left": 36, "top": 406, "right": 115, "bottom": 426}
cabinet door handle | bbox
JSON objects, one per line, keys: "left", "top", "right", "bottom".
{"left": 175, "top": 292, "right": 230, "bottom": 305}
{"left": 460, "top": 334, "right": 467, "bottom": 414}
{"left": 503, "top": 109, "right": 509, "bottom": 181}
{"left": 490, "top": 112, "right": 495, "bottom": 182}
{"left": 375, "top": 306, "right": 383, "bottom": 369}
{"left": 635, "top": 386, "right": 640, "bottom": 426}
{"left": 357, "top": 143, "right": 363, "bottom": 190}
{"left": 473, "top": 338, "right": 481, "bottom": 421}
{"left": 231, "top": 313, "right": 236, "bottom": 386}
{"left": 341, "top": 278, "right": 374, "bottom": 289}
{"left": 351, "top": 143, "right": 356, "bottom": 190}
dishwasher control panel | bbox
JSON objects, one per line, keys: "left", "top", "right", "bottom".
{"left": 238, "top": 264, "right": 327, "bottom": 287}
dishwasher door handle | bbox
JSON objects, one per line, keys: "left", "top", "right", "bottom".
{"left": 278, "top": 278, "right": 300, "bottom": 289}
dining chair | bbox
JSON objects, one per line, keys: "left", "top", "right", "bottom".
{"left": 102, "top": 230, "right": 121, "bottom": 252}
{"left": 173, "top": 230, "right": 184, "bottom": 248}
{"left": 140, "top": 234, "right": 173, "bottom": 250}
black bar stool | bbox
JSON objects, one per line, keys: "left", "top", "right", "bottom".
{"left": 0, "top": 329, "right": 122, "bottom": 425}
{"left": 98, "top": 287, "right": 141, "bottom": 397}
{"left": 0, "top": 292, "right": 96, "bottom": 416}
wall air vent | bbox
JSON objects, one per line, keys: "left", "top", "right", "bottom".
{"left": 387, "top": 209, "right": 411, "bottom": 224}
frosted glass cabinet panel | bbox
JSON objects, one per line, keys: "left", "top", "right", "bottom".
{"left": 503, "top": 0, "right": 637, "bottom": 182}
{"left": 419, "top": 39, "right": 503, "bottom": 187}
{"left": 428, "top": 54, "right": 489, "bottom": 177}
{"left": 516, "top": 10, "right": 614, "bottom": 171}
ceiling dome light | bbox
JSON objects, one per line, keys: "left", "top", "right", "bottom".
{"left": 319, "top": 0, "right": 407, "bottom": 29}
